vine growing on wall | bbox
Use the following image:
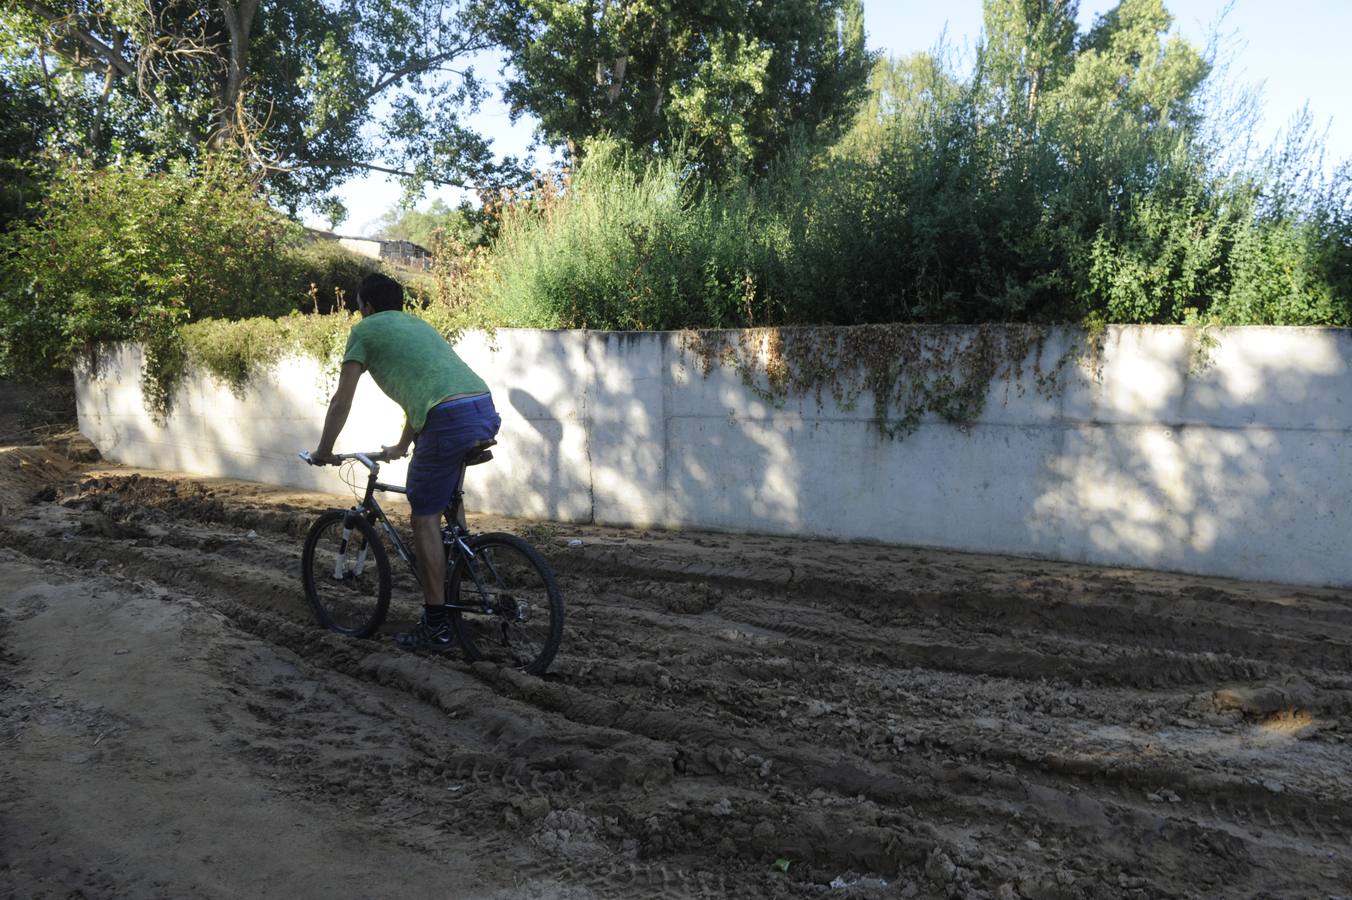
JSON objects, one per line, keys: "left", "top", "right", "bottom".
{"left": 131, "top": 312, "right": 356, "bottom": 420}
{"left": 132, "top": 297, "right": 492, "bottom": 420}
{"left": 681, "top": 324, "right": 1106, "bottom": 438}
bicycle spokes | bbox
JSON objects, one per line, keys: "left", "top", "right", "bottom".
{"left": 449, "top": 535, "right": 562, "bottom": 674}
{"left": 303, "top": 512, "right": 391, "bottom": 638}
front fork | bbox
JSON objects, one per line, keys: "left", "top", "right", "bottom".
{"left": 335, "top": 509, "right": 372, "bottom": 579}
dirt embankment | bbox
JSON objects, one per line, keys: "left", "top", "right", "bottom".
{"left": 2, "top": 428, "right": 1351, "bottom": 899}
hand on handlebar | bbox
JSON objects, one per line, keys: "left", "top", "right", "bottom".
{"left": 301, "top": 449, "right": 339, "bottom": 466}
{"left": 379, "top": 442, "right": 410, "bottom": 462}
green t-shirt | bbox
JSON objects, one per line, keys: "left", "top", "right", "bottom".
{"left": 342, "top": 311, "right": 489, "bottom": 432}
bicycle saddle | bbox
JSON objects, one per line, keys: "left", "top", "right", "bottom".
{"left": 465, "top": 439, "right": 497, "bottom": 466}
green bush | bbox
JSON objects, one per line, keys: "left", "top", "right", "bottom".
{"left": 0, "top": 154, "right": 302, "bottom": 381}
{"left": 0, "top": 71, "right": 55, "bottom": 233}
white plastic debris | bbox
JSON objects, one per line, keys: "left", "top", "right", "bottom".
{"left": 831, "top": 874, "right": 889, "bottom": 891}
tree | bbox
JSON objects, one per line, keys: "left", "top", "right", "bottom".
{"left": 374, "top": 196, "right": 491, "bottom": 248}
{"left": 977, "top": 0, "right": 1214, "bottom": 320}
{"left": 0, "top": 0, "right": 526, "bottom": 211}
{"left": 1049, "top": 0, "right": 1209, "bottom": 145}
{"left": 980, "top": 0, "right": 1078, "bottom": 122}
{"left": 491, "top": 0, "right": 874, "bottom": 177}
{"left": 833, "top": 52, "right": 960, "bottom": 162}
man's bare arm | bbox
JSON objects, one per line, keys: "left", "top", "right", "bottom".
{"left": 310, "top": 361, "right": 364, "bottom": 463}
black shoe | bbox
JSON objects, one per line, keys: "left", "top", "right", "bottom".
{"left": 394, "top": 613, "right": 454, "bottom": 651}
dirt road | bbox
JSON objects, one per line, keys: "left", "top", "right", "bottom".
{"left": 2, "top": 433, "right": 1350, "bottom": 899}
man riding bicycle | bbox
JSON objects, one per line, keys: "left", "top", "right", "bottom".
{"left": 308, "top": 272, "right": 501, "bottom": 651}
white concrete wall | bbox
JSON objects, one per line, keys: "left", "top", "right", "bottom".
{"left": 75, "top": 326, "right": 1352, "bottom": 587}
{"left": 336, "top": 237, "right": 382, "bottom": 261}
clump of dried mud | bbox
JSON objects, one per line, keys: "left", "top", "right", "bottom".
{"left": 2, "top": 427, "right": 1350, "bottom": 898}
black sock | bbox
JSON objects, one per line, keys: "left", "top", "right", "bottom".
{"left": 424, "top": 604, "right": 448, "bottom": 624}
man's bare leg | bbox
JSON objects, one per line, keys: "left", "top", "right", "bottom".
{"left": 412, "top": 513, "right": 445, "bottom": 606}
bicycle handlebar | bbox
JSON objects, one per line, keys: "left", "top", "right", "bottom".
{"left": 298, "top": 450, "right": 386, "bottom": 469}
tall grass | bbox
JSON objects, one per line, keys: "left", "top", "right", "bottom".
{"left": 481, "top": 143, "right": 754, "bottom": 329}
{"left": 463, "top": 46, "right": 1350, "bottom": 331}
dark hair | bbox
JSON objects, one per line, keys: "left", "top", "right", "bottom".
{"left": 357, "top": 272, "right": 404, "bottom": 313}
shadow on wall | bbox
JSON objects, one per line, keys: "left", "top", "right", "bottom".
{"left": 658, "top": 406, "right": 803, "bottom": 533}
{"left": 507, "top": 386, "right": 566, "bottom": 517}
{"left": 1030, "top": 328, "right": 1351, "bottom": 585}
{"left": 449, "top": 330, "right": 593, "bottom": 523}
{"left": 584, "top": 332, "right": 804, "bottom": 534}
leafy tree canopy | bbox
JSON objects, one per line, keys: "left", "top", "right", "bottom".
{"left": 0, "top": 65, "right": 55, "bottom": 226}
{"left": 0, "top": 0, "right": 528, "bottom": 213}
{"left": 978, "top": 0, "right": 1209, "bottom": 147}
{"left": 373, "top": 196, "right": 493, "bottom": 248}
{"left": 980, "top": 0, "right": 1079, "bottom": 121}
{"left": 491, "top": 0, "right": 875, "bottom": 177}
{"left": 833, "top": 52, "right": 960, "bottom": 161}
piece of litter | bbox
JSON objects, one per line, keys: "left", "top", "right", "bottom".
{"left": 567, "top": 538, "right": 584, "bottom": 547}
{"left": 246, "top": 530, "right": 258, "bottom": 539}
{"left": 830, "top": 874, "right": 888, "bottom": 891}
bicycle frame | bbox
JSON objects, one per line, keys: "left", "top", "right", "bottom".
{"left": 302, "top": 449, "right": 487, "bottom": 613}
{"left": 299, "top": 441, "right": 561, "bottom": 672}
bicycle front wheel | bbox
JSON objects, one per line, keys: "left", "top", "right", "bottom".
{"left": 448, "top": 533, "right": 563, "bottom": 675}
{"left": 301, "top": 509, "right": 391, "bottom": 638}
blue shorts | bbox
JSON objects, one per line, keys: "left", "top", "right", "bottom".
{"left": 406, "top": 394, "right": 501, "bottom": 516}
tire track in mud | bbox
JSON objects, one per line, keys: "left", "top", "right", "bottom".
{"left": 5, "top": 470, "right": 1352, "bottom": 898}
{"left": 565, "top": 554, "right": 1352, "bottom": 676}
{"left": 3, "top": 502, "right": 765, "bottom": 896}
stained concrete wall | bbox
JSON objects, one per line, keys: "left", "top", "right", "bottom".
{"left": 75, "top": 326, "right": 1352, "bottom": 587}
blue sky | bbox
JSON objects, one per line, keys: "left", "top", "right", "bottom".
{"left": 307, "top": 0, "right": 1351, "bottom": 235}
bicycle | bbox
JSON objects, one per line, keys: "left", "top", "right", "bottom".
{"left": 297, "top": 441, "right": 564, "bottom": 675}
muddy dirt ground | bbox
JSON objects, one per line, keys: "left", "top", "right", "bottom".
{"left": 2, "top": 410, "right": 1351, "bottom": 898}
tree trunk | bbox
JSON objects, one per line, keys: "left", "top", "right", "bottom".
{"left": 593, "top": 0, "right": 607, "bottom": 86}
{"left": 90, "top": 31, "right": 122, "bottom": 156}
{"left": 217, "top": 0, "right": 261, "bottom": 146}
{"left": 593, "top": 1, "right": 627, "bottom": 105}
{"left": 607, "top": 52, "right": 627, "bottom": 103}
{"left": 651, "top": 19, "right": 670, "bottom": 117}
{"left": 37, "top": 41, "right": 56, "bottom": 103}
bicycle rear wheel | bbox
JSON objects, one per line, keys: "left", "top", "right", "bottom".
{"left": 302, "top": 509, "right": 391, "bottom": 638}
{"left": 447, "top": 532, "right": 563, "bottom": 675}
